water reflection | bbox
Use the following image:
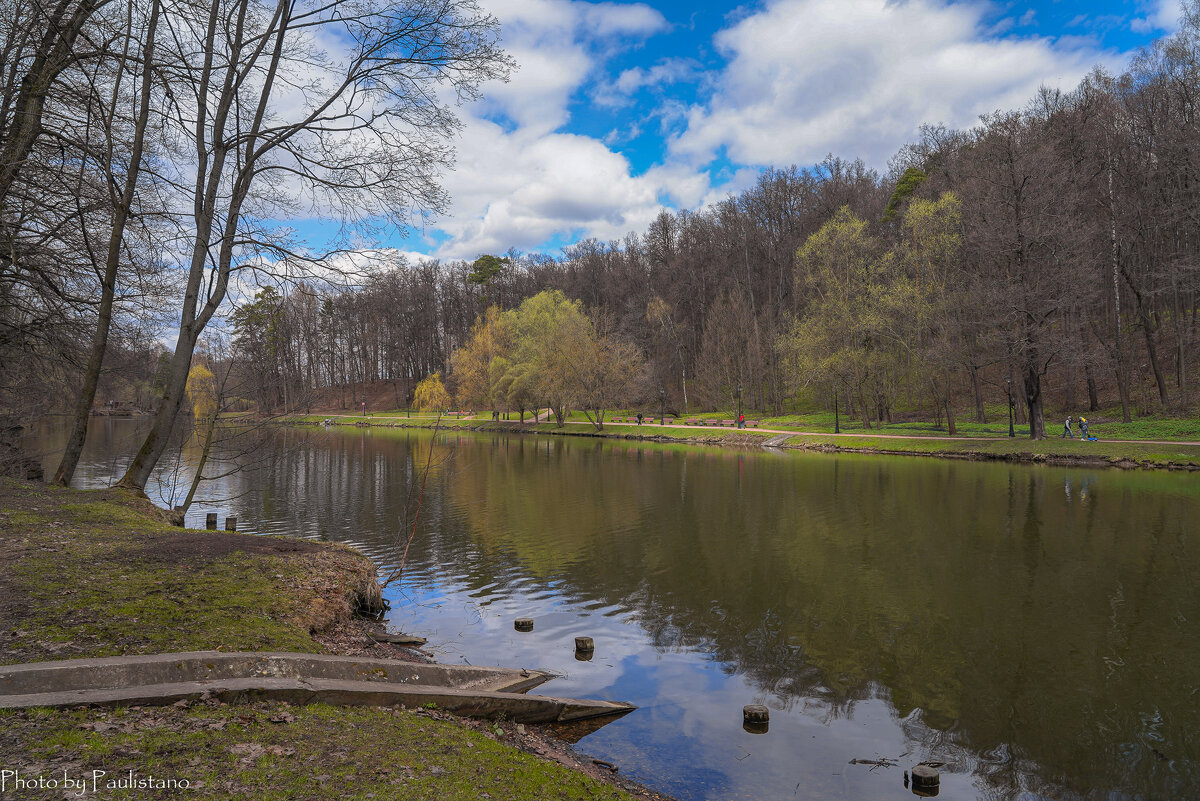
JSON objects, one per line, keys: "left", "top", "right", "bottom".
{"left": 30, "top": 421, "right": 1200, "bottom": 801}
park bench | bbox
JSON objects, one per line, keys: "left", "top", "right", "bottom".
{"left": 721, "top": 419, "right": 734, "bottom": 427}
{"left": 746, "top": 420, "right": 760, "bottom": 427}
{"left": 686, "top": 419, "right": 699, "bottom": 425}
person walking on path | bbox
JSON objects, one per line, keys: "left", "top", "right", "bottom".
{"left": 737, "top": 413, "right": 746, "bottom": 429}
{"left": 1079, "top": 417, "right": 1090, "bottom": 440}
{"left": 637, "top": 412, "right": 643, "bottom": 425}
{"left": 1062, "top": 416, "right": 1074, "bottom": 438}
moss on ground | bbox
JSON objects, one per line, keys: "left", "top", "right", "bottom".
{"left": 0, "top": 479, "right": 379, "bottom": 666}
{"left": 1, "top": 701, "right": 641, "bottom": 800}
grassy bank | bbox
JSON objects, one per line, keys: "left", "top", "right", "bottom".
{"left": 279, "top": 412, "right": 1200, "bottom": 470}
{"left": 0, "top": 480, "right": 658, "bottom": 801}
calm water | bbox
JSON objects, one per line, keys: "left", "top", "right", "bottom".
{"left": 28, "top": 419, "right": 1200, "bottom": 801}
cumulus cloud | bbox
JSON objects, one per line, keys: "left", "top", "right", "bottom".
{"left": 1131, "top": 0, "right": 1184, "bottom": 33}
{"left": 435, "top": 123, "right": 667, "bottom": 258}
{"left": 669, "top": 0, "right": 1121, "bottom": 168}
{"left": 427, "top": 0, "right": 699, "bottom": 259}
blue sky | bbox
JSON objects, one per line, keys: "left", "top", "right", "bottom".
{"left": 300, "top": 0, "right": 1183, "bottom": 263}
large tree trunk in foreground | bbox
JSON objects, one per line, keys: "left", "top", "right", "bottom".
{"left": 54, "top": 0, "right": 161, "bottom": 486}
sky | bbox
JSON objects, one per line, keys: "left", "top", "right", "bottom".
{"left": 294, "top": 0, "right": 1186, "bottom": 263}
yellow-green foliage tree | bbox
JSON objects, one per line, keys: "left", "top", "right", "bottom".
{"left": 450, "top": 290, "right": 643, "bottom": 429}
{"left": 413, "top": 371, "right": 452, "bottom": 411}
{"left": 185, "top": 364, "right": 217, "bottom": 423}
{"left": 781, "top": 206, "right": 901, "bottom": 428}
{"left": 450, "top": 306, "right": 508, "bottom": 409}
{"left": 497, "top": 290, "right": 583, "bottom": 427}
{"left": 897, "top": 192, "right": 967, "bottom": 432}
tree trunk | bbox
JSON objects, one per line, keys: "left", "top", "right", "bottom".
{"left": 1023, "top": 365, "right": 1045, "bottom": 439}
{"left": 0, "top": 0, "right": 106, "bottom": 206}
{"left": 53, "top": 0, "right": 161, "bottom": 486}
{"left": 1141, "top": 310, "right": 1169, "bottom": 407}
{"left": 970, "top": 364, "right": 985, "bottom": 423}
{"left": 117, "top": 337, "right": 196, "bottom": 489}
{"left": 1085, "top": 364, "right": 1099, "bottom": 412}
{"left": 1114, "top": 363, "right": 1132, "bottom": 423}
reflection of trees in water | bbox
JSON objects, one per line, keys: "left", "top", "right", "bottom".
{"left": 238, "top": 430, "right": 1197, "bottom": 801}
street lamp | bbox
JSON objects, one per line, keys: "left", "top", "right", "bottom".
{"left": 736, "top": 384, "right": 742, "bottom": 423}
{"left": 658, "top": 386, "right": 665, "bottom": 423}
{"left": 833, "top": 385, "right": 840, "bottom": 434}
{"left": 1006, "top": 378, "right": 1015, "bottom": 438}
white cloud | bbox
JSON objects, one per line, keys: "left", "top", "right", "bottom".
{"left": 424, "top": 0, "right": 706, "bottom": 259}
{"left": 669, "top": 0, "right": 1121, "bottom": 168}
{"left": 422, "top": 0, "right": 686, "bottom": 256}
{"left": 415, "top": 0, "right": 1160, "bottom": 261}
{"left": 1131, "top": 0, "right": 1184, "bottom": 33}
{"left": 436, "top": 123, "right": 666, "bottom": 258}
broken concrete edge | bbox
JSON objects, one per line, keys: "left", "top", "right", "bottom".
{"left": 0, "top": 676, "right": 636, "bottom": 724}
{"left": 0, "top": 651, "right": 554, "bottom": 696}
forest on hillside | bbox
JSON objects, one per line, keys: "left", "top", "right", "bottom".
{"left": 227, "top": 8, "right": 1200, "bottom": 440}
{"left": 2, "top": 0, "right": 1199, "bottom": 494}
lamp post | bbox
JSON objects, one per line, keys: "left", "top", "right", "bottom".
{"left": 1006, "top": 378, "right": 1015, "bottom": 438}
{"left": 659, "top": 386, "right": 665, "bottom": 423}
{"left": 736, "top": 384, "right": 742, "bottom": 423}
{"left": 833, "top": 385, "right": 840, "bottom": 434}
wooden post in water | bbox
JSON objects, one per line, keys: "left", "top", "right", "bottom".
{"left": 205, "top": 513, "right": 217, "bottom": 530}
{"left": 743, "top": 704, "right": 769, "bottom": 734}
{"left": 225, "top": 517, "right": 237, "bottom": 532}
{"left": 514, "top": 618, "right": 534, "bottom": 632}
{"left": 910, "top": 765, "right": 939, "bottom": 796}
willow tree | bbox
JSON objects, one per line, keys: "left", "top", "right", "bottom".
{"left": 413, "top": 371, "right": 451, "bottom": 411}
{"left": 450, "top": 305, "right": 508, "bottom": 409}
{"left": 498, "top": 290, "right": 584, "bottom": 427}
{"left": 114, "top": 0, "right": 510, "bottom": 491}
{"left": 781, "top": 207, "right": 900, "bottom": 428}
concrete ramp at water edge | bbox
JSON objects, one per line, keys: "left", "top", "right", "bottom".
{"left": 0, "top": 652, "right": 636, "bottom": 724}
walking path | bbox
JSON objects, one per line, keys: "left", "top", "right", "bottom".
{"left": 315, "top": 414, "right": 1200, "bottom": 447}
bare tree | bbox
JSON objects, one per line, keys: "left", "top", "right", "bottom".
{"left": 116, "top": 0, "right": 510, "bottom": 491}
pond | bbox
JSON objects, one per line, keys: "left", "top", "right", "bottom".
{"left": 28, "top": 419, "right": 1200, "bottom": 800}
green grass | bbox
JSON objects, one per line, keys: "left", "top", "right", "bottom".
{"left": 5, "top": 702, "right": 639, "bottom": 801}
{"left": 771, "top": 432, "right": 1200, "bottom": 467}
{"left": 272, "top": 406, "right": 1200, "bottom": 469}
{"left": 0, "top": 480, "right": 372, "bottom": 665}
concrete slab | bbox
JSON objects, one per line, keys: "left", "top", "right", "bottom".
{"left": 0, "top": 652, "right": 635, "bottom": 724}
{"left": 0, "top": 652, "right": 551, "bottom": 695}
{"left": 0, "top": 677, "right": 635, "bottom": 722}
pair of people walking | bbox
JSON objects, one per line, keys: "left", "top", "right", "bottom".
{"left": 1062, "top": 416, "right": 1091, "bottom": 439}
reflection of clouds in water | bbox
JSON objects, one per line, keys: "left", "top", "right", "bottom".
{"left": 33, "top": 420, "right": 1200, "bottom": 801}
